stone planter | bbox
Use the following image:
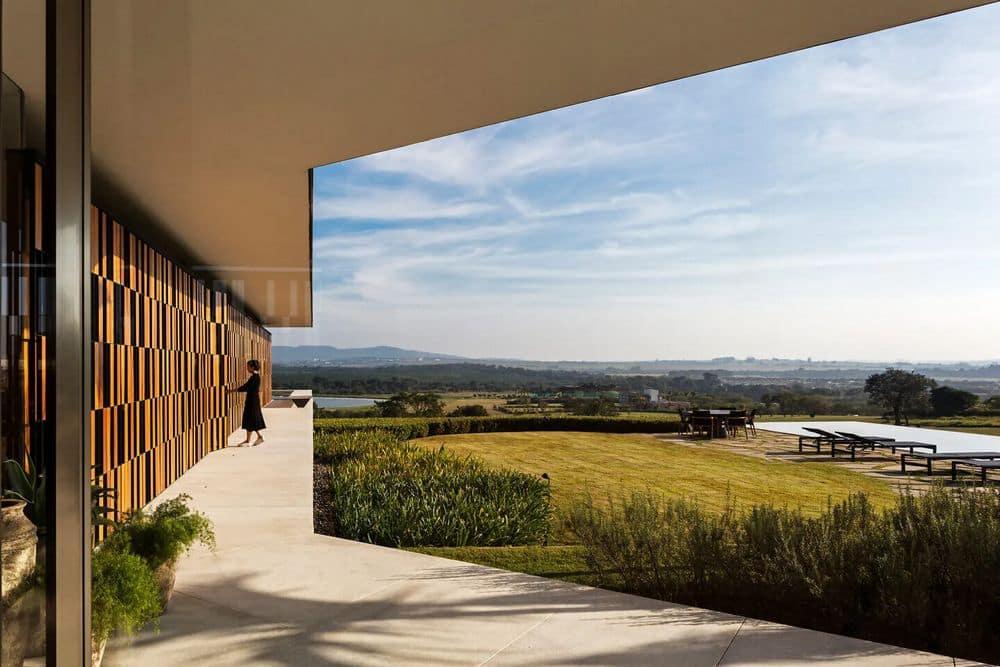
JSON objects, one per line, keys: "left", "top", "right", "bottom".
{"left": 156, "top": 560, "right": 178, "bottom": 609}
{"left": 1, "top": 499, "right": 37, "bottom": 594}
{"left": 1, "top": 593, "right": 30, "bottom": 667}
{"left": 2, "top": 582, "right": 44, "bottom": 667}
{"left": 35, "top": 528, "right": 47, "bottom": 570}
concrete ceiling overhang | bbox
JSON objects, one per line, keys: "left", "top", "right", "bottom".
{"left": 3, "top": 0, "right": 995, "bottom": 327}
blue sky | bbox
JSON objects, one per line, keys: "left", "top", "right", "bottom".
{"left": 275, "top": 5, "right": 1000, "bottom": 361}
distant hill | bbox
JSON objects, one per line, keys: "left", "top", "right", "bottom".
{"left": 272, "top": 345, "right": 464, "bottom": 365}
{"left": 272, "top": 345, "right": 1000, "bottom": 379}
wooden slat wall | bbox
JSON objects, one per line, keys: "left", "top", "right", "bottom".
{"left": 90, "top": 208, "right": 272, "bottom": 524}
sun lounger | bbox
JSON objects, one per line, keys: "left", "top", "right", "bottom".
{"left": 798, "top": 428, "right": 894, "bottom": 460}
{"left": 797, "top": 427, "right": 836, "bottom": 453}
{"left": 900, "top": 451, "right": 1000, "bottom": 476}
{"left": 796, "top": 427, "right": 880, "bottom": 454}
{"left": 835, "top": 431, "right": 936, "bottom": 454}
{"left": 951, "top": 459, "right": 1000, "bottom": 484}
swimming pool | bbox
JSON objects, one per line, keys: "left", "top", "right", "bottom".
{"left": 760, "top": 421, "right": 1000, "bottom": 454}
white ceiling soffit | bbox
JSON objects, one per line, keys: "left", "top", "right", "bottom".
{"left": 3, "top": 0, "right": 995, "bottom": 326}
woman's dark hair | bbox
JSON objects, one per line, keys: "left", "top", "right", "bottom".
{"left": 247, "top": 359, "right": 261, "bottom": 371}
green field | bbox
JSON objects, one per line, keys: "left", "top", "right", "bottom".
{"left": 415, "top": 432, "right": 895, "bottom": 518}
{"left": 410, "top": 431, "right": 896, "bottom": 575}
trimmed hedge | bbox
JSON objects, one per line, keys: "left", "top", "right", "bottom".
{"left": 313, "top": 415, "right": 681, "bottom": 439}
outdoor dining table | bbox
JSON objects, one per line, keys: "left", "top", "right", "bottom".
{"left": 691, "top": 410, "right": 737, "bottom": 439}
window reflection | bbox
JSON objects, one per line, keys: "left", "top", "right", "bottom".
{"left": 2, "top": 73, "right": 49, "bottom": 667}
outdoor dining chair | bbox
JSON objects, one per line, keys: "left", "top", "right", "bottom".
{"left": 678, "top": 409, "right": 693, "bottom": 435}
{"left": 726, "top": 410, "right": 749, "bottom": 439}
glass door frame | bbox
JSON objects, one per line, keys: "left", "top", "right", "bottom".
{"left": 45, "top": 0, "right": 92, "bottom": 664}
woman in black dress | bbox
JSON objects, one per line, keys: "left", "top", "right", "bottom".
{"left": 230, "top": 359, "right": 267, "bottom": 446}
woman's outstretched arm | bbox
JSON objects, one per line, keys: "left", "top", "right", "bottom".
{"left": 229, "top": 377, "right": 251, "bottom": 394}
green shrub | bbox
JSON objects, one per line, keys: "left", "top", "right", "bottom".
{"left": 314, "top": 415, "right": 681, "bottom": 439}
{"left": 566, "top": 486, "right": 1000, "bottom": 662}
{"left": 320, "top": 430, "right": 550, "bottom": 547}
{"left": 91, "top": 546, "right": 162, "bottom": 643}
{"left": 449, "top": 404, "right": 489, "bottom": 417}
{"left": 107, "top": 494, "right": 215, "bottom": 570}
{"left": 314, "top": 428, "right": 396, "bottom": 466}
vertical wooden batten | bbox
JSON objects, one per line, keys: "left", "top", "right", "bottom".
{"left": 89, "top": 210, "right": 271, "bottom": 532}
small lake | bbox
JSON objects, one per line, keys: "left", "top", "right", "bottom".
{"left": 314, "top": 396, "right": 379, "bottom": 408}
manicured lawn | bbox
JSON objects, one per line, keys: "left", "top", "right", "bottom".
{"left": 415, "top": 431, "right": 896, "bottom": 525}
{"left": 411, "top": 430, "right": 895, "bottom": 583}
{"left": 910, "top": 416, "right": 1000, "bottom": 436}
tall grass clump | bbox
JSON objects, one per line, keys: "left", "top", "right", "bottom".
{"left": 319, "top": 430, "right": 551, "bottom": 547}
{"left": 566, "top": 486, "right": 1000, "bottom": 662}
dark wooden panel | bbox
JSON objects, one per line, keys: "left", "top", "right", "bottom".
{"left": 1, "top": 152, "right": 53, "bottom": 479}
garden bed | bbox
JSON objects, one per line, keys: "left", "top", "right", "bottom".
{"left": 313, "top": 430, "right": 550, "bottom": 547}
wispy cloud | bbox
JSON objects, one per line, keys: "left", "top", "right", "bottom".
{"left": 807, "top": 127, "right": 946, "bottom": 166}
{"left": 356, "top": 127, "right": 683, "bottom": 189}
{"left": 313, "top": 186, "right": 494, "bottom": 221}
{"left": 282, "top": 4, "right": 1000, "bottom": 361}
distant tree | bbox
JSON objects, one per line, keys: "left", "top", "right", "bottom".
{"left": 376, "top": 392, "right": 445, "bottom": 417}
{"left": 864, "top": 369, "right": 935, "bottom": 425}
{"left": 376, "top": 396, "right": 409, "bottom": 418}
{"left": 929, "top": 386, "right": 979, "bottom": 417}
{"left": 567, "top": 397, "right": 620, "bottom": 417}
{"left": 701, "top": 373, "right": 722, "bottom": 390}
{"left": 449, "top": 404, "right": 489, "bottom": 417}
{"left": 984, "top": 396, "right": 1000, "bottom": 412}
{"left": 407, "top": 392, "right": 445, "bottom": 417}
{"left": 800, "top": 395, "right": 831, "bottom": 419}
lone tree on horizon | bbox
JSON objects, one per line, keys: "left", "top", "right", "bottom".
{"left": 929, "top": 386, "right": 979, "bottom": 417}
{"left": 864, "top": 369, "right": 935, "bottom": 425}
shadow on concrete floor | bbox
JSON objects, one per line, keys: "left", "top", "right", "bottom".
{"left": 109, "top": 569, "right": 938, "bottom": 667}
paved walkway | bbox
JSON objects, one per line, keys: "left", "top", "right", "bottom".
{"left": 106, "top": 406, "right": 982, "bottom": 666}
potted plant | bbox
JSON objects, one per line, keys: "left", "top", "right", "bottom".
{"left": 2, "top": 458, "right": 47, "bottom": 665}
{"left": 105, "top": 494, "right": 215, "bottom": 607}
{"left": 3, "top": 457, "right": 45, "bottom": 569}
{"left": 90, "top": 546, "right": 162, "bottom": 667}
{"left": 1, "top": 498, "right": 37, "bottom": 600}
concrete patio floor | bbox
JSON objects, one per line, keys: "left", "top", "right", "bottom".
{"left": 105, "top": 405, "right": 986, "bottom": 666}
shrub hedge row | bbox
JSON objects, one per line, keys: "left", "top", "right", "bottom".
{"left": 567, "top": 487, "right": 1000, "bottom": 663}
{"left": 316, "top": 430, "right": 551, "bottom": 547}
{"left": 313, "top": 415, "right": 682, "bottom": 439}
